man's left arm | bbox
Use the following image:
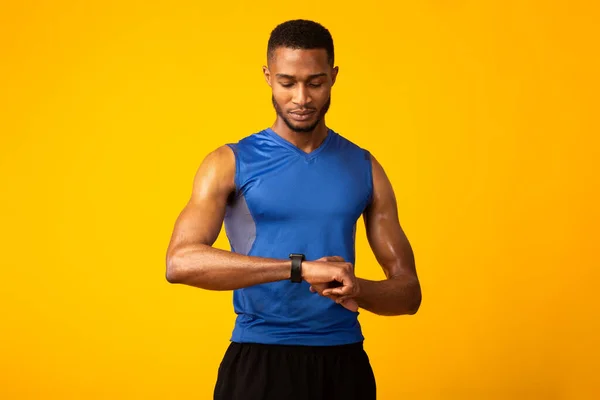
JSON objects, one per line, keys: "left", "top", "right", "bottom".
{"left": 323, "top": 153, "right": 422, "bottom": 316}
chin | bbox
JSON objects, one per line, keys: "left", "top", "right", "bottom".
{"left": 291, "top": 124, "right": 318, "bottom": 133}
{"left": 285, "top": 118, "right": 320, "bottom": 133}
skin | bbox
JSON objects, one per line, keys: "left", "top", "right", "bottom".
{"left": 165, "top": 47, "right": 421, "bottom": 316}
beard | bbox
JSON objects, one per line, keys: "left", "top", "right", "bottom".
{"left": 272, "top": 95, "right": 331, "bottom": 133}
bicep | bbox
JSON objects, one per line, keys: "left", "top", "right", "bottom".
{"left": 363, "top": 154, "right": 416, "bottom": 279}
{"left": 166, "top": 145, "right": 235, "bottom": 257}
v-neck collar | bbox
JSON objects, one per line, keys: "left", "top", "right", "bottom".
{"left": 265, "top": 127, "right": 334, "bottom": 160}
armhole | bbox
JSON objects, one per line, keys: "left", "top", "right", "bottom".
{"left": 225, "top": 143, "right": 241, "bottom": 195}
{"left": 363, "top": 149, "right": 374, "bottom": 208}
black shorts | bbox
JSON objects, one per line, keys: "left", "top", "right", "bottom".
{"left": 213, "top": 341, "right": 376, "bottom": 400}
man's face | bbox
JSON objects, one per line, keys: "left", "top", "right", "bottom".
{"left": 264, "top": 47, "right": 338, "bottom": 133}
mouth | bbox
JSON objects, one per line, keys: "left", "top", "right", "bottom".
{"left": 289, "top": 110, "right": 316, "bottom": 121}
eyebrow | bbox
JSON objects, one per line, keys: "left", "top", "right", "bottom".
{"left": 275, "top": 73, "right": 327, "bottom": 80}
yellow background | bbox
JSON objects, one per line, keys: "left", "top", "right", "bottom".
{"left": 1, "top": 1, "right": 598, "bottom": 399}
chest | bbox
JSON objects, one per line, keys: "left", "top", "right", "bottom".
{"left": 241, "top": 154, "right": 370, "bottom": 223}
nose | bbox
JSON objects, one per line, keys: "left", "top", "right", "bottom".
{"left": 292, "top": 84, "right": 312, "bottom": 107}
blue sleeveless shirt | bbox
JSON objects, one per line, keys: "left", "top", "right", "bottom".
{"left": 224, "top": 127, "right": 373, "bottom": 346}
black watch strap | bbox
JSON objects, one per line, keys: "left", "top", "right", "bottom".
{"left": 289, "top": 253, "right": 305, "bottom": 283}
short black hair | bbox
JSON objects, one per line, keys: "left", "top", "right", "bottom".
{"left": 267, "top": 19, "right": 334, "bottom": 66}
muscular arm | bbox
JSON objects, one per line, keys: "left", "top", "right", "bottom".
{"left": 323, "top": 154, "right": 422, "bottom": 316}
{"left": 165, "top": 146, "right": 355, "bottom": 292}
{"left": 357, "top": 154, "right": 421, "bottom": 315}
{"left": 165, "top": 146, "right": 291, "bottom": 290}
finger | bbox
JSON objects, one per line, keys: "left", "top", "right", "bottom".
{"left": 319, "top": 255, "right": 342, "bottom": 261}
{"left": 320, "top": 292, "right": 341, "bottom": 301}
{"left": 324, "top": 294, "right": 345, "bottom": 303}
{"left": 336, "top": 295, "right": 354, "bottom": 303}
{"left": 310, "top": 283, "right": 329, "bottom": 293}
{"left": 317, "top": 255, "right": 334, "bottom": 261}
{"left": 323, "top": 286, "right": 350, "bottom": 296}
{"left": 329, "top": 269, "right": 355, "bottom": 296}
{"left": 322, "top": 294, "right": 358, "bottom": 312}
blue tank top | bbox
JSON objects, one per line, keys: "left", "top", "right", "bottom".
{"left": 224, "top": 127, "right": 373, "bottom": 346}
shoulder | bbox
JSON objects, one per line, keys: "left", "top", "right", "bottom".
{"left": 208, "top": 129, "right": 268, "bottom": 161}
{"left": 193, "top": 131, "right": 259, "bottom": 190}
{"left": 228, "top": 129, "right": 269, "bottom": 148}
{"left": 200, "top": 144, "right": 235, "bottom": 166}
{"left": 330, "top": 130, "right": 373, "bottom": 163}
{"left": 199, "top": 130, "right": 267, "bottom": 193}
{"left": 328, "top": 130, "right": 393, "bottom": 195}
{"left": 193, "top": 145, "right": 236, "bottom": 189}
{"left": 223, "top": 130, "right": 274, "bottom": 165}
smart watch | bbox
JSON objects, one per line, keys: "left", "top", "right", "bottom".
{"left": 289, "top": 253, "right": 305, "bottom": 283}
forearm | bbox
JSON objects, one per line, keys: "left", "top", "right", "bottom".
{"left": 166, "top": 244, "right": 291, "bottom": 290}
{"left": 355, "top": 275, "right": 421, "bottom": 316}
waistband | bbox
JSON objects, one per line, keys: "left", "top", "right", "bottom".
{"left": 230, "top": 340, "right": 365, "bottom": 356}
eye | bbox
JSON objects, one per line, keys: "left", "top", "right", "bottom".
{"left": 280, "top": 82, "right": 294, "bottom": 88}
{"left": 309, "top": 83, "right": 323, "bottom": 88}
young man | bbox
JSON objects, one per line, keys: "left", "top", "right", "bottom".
{"left": 166, "top": 19, "right": 421, "bottom": 400}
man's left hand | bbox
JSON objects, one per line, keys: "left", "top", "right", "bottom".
{"left": 308, "top": 256, "right": 360, "bottom": 312}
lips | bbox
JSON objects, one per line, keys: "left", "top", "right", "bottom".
{"left": 289, "top": 111, "right": 315, "bottom": 121}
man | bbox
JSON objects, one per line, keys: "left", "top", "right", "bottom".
{"left": 165, "top": 19, "right": 421, "bottom": 400}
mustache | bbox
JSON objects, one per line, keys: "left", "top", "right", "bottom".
{"left": 289, "top": 108, "right": 316, "bottom": 113}
{"left": 271, "top": 95, "right": 330, "bottom": 114}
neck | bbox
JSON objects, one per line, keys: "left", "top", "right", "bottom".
{"left": 270, "top": 118, "right": 329, "bottom": 153}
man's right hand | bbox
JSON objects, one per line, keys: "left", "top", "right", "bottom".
{"left": 302, "top": 256, "right": 360, "bottom": 312}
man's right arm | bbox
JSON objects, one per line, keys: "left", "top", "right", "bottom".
{"left": 164, "top": 145, "right": 357, "bottom": 292}
{"left": 165, "top": 145, "right": 292, "bottom": 290}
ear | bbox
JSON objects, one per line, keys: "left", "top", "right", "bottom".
{"left": 331, "top": 66, "right": 339, "bottom": 86}
{"left": 262, "top": 65, "right": 272, "bottom": 87}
